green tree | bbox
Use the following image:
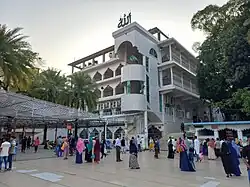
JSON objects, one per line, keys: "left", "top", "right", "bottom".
{"left": 69, "top": 71, "right": 98, "bottom": 111}
{"left": 0, "top": 24, "right": 40, "bottom": 90}
{"left": 191, "top": 0, "right": 250, "bottom": 119}
{"left": 29, "top": 68, "right": 67, "bottom": 103}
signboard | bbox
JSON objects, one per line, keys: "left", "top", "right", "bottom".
{"left": 118, "top": 12, "right": 132, "bottom": 28}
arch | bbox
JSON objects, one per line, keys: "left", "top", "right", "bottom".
{"left": 101, "top": 128, "right": 112, "bottom": 139}
{"left": 93, "top": 72, "right": 102, "bottom": 81}
{"left": 103, "top": 68, "right": 114, "bottom": 79}
{"left": 116, "top": 41, "right": 143, "bottom": 65}
{"left": 198, "top": 128, "right": 214, "bottom": 136}
{"left": 115, "top": 83, "right": 124, "bottom": 95}
{"left": 149, "top": 48, "right": 158, "bottom": 58}
{"left": 114, "top": 127, "right": 125, "bottom": 138}
{"left": 94, "top": 89, "right": 101, "bottom": 98}
{"left": 79, "top": 129, "right": 89, "bottom": 139}
{"left": 115, "top": 64, "right": 123, "bottom": 76}
{"left": 148, "top": 126, "right": 162, "bottom": 139}
{"left": 218, "top": 128, "right": 237, "bottom": 140}
{"left": 103, "top": 85, "right": 113, "bottom": 97}
{"left": 90, "top": 128, "right": 99, "bottom": 137}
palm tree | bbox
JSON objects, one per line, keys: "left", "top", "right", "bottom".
{"left": 29, "top": 68, "right": 67, "bottom": 103}
{"left": 69, "top": 71, "right": 98, "bottom": 111}
{"left": 0, "top": 24, "right": 40, "bottom": 90}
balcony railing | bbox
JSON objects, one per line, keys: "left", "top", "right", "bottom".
{"left": 173, "top": 73, "right": 198, "bottom": 95}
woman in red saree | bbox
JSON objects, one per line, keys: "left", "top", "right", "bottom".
{"left": 94, "top": 138, "right": 101, "bottom": 163}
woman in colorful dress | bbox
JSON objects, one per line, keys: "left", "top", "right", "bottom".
{"left": 129, "top": 137, "right": 140, "bottom": 169}
{"left": 85, "top": 136, "right": 94, "bottom": 163}
{"left": 208, "top": 138, "right": 216, "bottom": 160}
{"left": 94, "top": 138, "right": 101, "bottom": 164}
{"left": 62, "top": 138, "right": 69, "bottom": 160}
{"left": 178, "top": 137, "right": 196, "bottom": 172}
{"left": 76, "top": 138, "right": 85, "bottom": 164}
{"left": 149, "top": 137, "right": 154, "bottom": 151}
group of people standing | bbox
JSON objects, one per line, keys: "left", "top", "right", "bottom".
{"left": 21, "top": 136, "right": 40, "bottom": 153}
{"left": 0, "top": 136, "right": 16, "bottom": 171}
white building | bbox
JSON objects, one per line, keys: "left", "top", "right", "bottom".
{"left": 68, "top": 22, "right": 208, "bottom": 144}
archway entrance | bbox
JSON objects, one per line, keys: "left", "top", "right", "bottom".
{"left": 114, "top": 127, "right": 125, "bottom": 139}
{"left": 148, "top": 126, "right": 162, "bottom": 139}
{"left": 79, "top": 129, "right": 88, "bottom": 139}
{"left": 218, "top": 128, "right": 237, "bottom": 140}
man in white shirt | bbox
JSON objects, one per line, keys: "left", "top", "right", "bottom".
{"left": 115, "top": 136, "right": 122, "bottom": 162}
{"left": 0, "top": 138, "right": 11, "bottom": 171}
{"left": 194, "top": 136, "right": 200, "bottom": 162}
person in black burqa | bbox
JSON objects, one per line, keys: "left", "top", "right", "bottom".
{"left": 242, "top": 135, "right": 250, "bottom": 183}
{"left": 121, "top": 137, "right": 126, "bottom": 154}
{"left": 21, "top": 136, "right": 27, "bottom": 153}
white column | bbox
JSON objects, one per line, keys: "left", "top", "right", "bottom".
{"left": 214, "top": 129, "right": 219, "bottom": 139}
{"left": 169, "top": 44, "right": 172, "bottom": 61}
{"left": 195, "top": 129, "right": 198, "bottom": 137}
{"left": 237, "top": 129, "right": 243, "bottom": 140}
{"left": 170, "top": 67, "right": 173, "bottom": 85}
{"left": 159, "top": 70, "right": 163, "bottom": 87}
{"left": 112, "top": 131, "right": 115, "bottom": 140}
{"left": 104, "top": 121, "right": 107, "bottom": 140}
{"left": 144, "top": 111, "right": 148, "bottom": 149}
{"left": 181, "top": 72, "right": 184, "bottom": 88}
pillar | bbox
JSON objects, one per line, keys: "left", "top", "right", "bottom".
{"left": 112, "top": 131, "right": 115, "bottom": 140}
{"left": 170, "top": 67, "right": 173, "bottom": 85}
{"left": 159, "top": 70, "right": 163, "bottom": 87}
{"left": 104, "top": 121, "right": 107, "bottom": 140}
{"left": 144, "top": 111, "right": 148, "bottom": 149}
{"left": 237, "top": 129, "right": 243, "bottom": 140}
{"left": 169, "top": 44, "right": 172, "bottom": 61}
{"left": 214, "top": 129, "right": 219, "bottom": 139}
{"left": 102, "top": 54, "right": 105, "bottom": 62}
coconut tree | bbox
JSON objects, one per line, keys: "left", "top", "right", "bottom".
{"left": 0, "top": 24, "right": 40, "bottom": 90}
{"left": 29, "top": 68, "right": 67, "bottom": 103}
{"left": 69, "top": 71, "right": 98, "bottom": 111}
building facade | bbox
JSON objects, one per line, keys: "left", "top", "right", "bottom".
{"left": 68, "top": 22, "right": 208, "bottom": 145}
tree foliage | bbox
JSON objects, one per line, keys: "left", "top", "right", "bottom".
{"left": 0, "top": 24, "right": 41, "bottom": 91}
{"left": 191, "top": 0, "right": 250, "bottom": 119}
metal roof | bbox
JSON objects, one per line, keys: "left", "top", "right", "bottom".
{"left": 0, "top": 89, "right": 99, "bottom": 124}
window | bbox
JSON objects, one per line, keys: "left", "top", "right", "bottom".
{"left": 149, "top": 48, "right": 158, "bottom": 58}
{"left": 103, "top": 68, "right": 114, "bottom": 79}
{"left": 146, "top": 75, "right": 150, "bottom": 103}
{"left": 146, "top": 57, "right": 149, "bottom": 72}
{"left": 93, "top": 72, "right": 102, "bottom": 82}
{"left": 115, "top": 64, "right": 123, "bottom": 76}
{"left": 159, "top": 94, "right": 162, "bottom": 112}
{"left": 103, "top": 85, "right": 113, "bottom": 97}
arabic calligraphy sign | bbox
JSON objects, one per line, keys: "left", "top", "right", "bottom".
{"left": 118, "top": 12, "right": 132, "bottom": 28}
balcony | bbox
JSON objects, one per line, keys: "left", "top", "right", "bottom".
{"left": 121, "top": 64, "right": 145, "bottom": 83}
{"left": 121, "top": 94, "right": 146, "bottom": 112}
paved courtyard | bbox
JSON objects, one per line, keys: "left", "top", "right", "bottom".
{"left": 0, "top": 149, "right": 249, "bottom": 187}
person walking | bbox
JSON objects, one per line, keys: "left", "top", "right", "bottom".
{"left": 129, "top": 137, "right": 140, "bottom": 169}
{"left": 121, "top": 137, "right": 126, "bottom": 154}
{"left": 34, "top": 137, "right": 40, "bottom": 153}
{"left": 215, "top": 138, "right": 221, "bottom": 158}
{"left": 101, "top": 138, "right": 107, "bottom": 159}
{"left": 115, "top": 136, "right": 122, "bottom": 162}
{"left": 27, "top": 136, "right": 31, "bottom": 149}
{"left": 75, "top": 138, "right": 84, "bottom": 164}
{"left": 0, "top": 138, "right": 10, "bottom": 171}
{"left": 8, "top": 136, "right": 16, "bottom": 170}
{"left": 21, "top": 136, "right": 27, "bottom": 153}
{"left": 194, "top": 136, "right": 200, "bottom": 162}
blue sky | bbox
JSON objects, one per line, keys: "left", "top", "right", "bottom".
{"left": 1, "top": 0, "right": 227, "bottom": 74}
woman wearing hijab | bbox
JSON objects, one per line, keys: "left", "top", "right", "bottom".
{"left": 76, "top": 138, "right": 85, "bottom": 164}
{"left": 101, "top": 138, "right": 107, "bottom": 159}
{"left": 178, "top": 137, "right": 195, "bottom": 172}
{"left": 154, "top": 138, "right": 160, "bottom": 159}
{"left": 167, "top": 139, "right": 174, "bottom": 159}
{"left": 62, "top": 138, "right": 69, "bottom": 160}
{"left": 94, "top": 138, "right": 101, "bottom": 163}
{"left": 208, "top": 138, "right": 216, "bottom": 160}
{"left": 85, "top": 136, "right": 94, "bottom": 163}
{"left": 129, "top": 137, "right": 140, "bottom": 169}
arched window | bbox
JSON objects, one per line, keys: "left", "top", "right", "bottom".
{"left": 149, "top": 48, "right": 158, "bottom": 58}
{"left": 115, "top": 64, "right": 123, "bottom": 76}
{"left": 103, "top": 85, "right": 113, "bottom": 97}
{"left": 103, "top": 68, "right": 114, "bottom": 79}
{"left": 94, "top": 89, "right": 101, "bottom": 98}
{"left": 115, "top": 83, "right": 124, "bottom": 95}
{"left": 93, "top": 72, "right": 102, "bottom": 81}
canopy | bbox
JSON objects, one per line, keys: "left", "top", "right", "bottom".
{"left": 0, "top": 89, "right": 99, "bottom": 127}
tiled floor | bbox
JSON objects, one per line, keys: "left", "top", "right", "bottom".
{"left": 0, "top": 150, "right": 249, "bottom": 187}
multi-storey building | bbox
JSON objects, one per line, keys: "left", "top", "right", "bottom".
{"left": 68, "top": 21, "right": 208, "bottom": 146}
